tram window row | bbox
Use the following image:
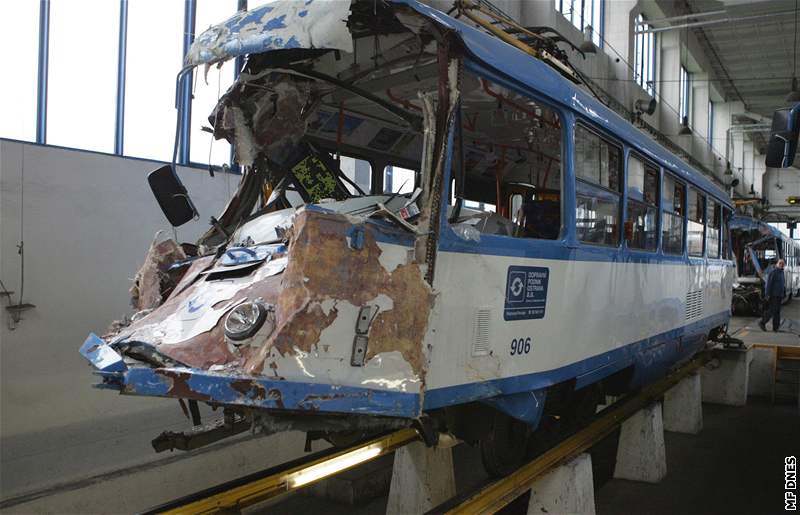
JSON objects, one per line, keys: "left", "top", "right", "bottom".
{"left": 449, "top": 70, "right": 732, "bottom": 262}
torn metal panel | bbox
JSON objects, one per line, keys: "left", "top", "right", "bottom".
{"left": 185, "top": 0, "right": 354, "bottom": 67}
{"left": 80, "top": 333, "right": 127, "bottom": 373}
{"left": 211, "top": 73, "right": 323, "bottom": 168}
{"left": 130, "top": 233, "right": 187, "bottom": 311}
{"left": 100, "top": 366, "right": 421, "bottom": 417}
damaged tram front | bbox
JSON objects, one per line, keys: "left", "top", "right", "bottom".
{"left": 730, "top": 216, "right": 799, "bottom": 314}
{"left": 85, "top": 0, "right": 462, "bottom": 449}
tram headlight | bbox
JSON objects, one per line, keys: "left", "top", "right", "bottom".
{"left": 224, "top": 301, "right": 269, "bottom": 341}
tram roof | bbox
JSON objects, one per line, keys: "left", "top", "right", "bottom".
{"left": 394, "top": 0, "right": 733, "bottom": 206}
{"left": 730, "top": 215, "right": 788, "bottom": 240}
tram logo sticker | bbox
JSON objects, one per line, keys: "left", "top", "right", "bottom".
{"left": 504, "top": 266, "right": 549, "bottom": 321}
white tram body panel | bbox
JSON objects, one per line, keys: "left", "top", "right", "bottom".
{"left": 424, "top": 252, "right": 733, "bottom": 401}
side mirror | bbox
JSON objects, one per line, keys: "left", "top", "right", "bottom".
{"left": 765, "top": 104, "right": 800, "bottom": 168}
{"left": 147, "top": 165, "right": 198, "bottom": 227}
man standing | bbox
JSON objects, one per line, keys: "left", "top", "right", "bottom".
{"left": 759, "top": 258, "right": 786, "bottom": 332}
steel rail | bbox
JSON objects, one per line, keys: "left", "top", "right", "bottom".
{"left": 149, "top": 428, "right": 420, "bottom": 515}
{"left": 436, "top": 351, "right": 712, "bottom": 515}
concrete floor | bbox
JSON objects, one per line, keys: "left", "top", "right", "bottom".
{"left": 595, "top": 400, "right": 799, "bottom": 515}
{"left": 729, "top": 300, "right": 800, "bottom": 345}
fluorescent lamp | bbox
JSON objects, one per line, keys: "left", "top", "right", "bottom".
{"left": 286, "top": 444, "right": 383, "bottom": 488}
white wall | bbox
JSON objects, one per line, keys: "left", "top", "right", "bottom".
{"left": 0, "top": 140, "right": 231, "bottom": 438}
{"left": 763, "top": 166, "right": 800, "bottom": 216}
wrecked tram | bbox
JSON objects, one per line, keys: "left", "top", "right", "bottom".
{"left": 730, "top": 215, "right": 799, "bottom": 314}
{"left": 80, "top": 0, "right": 735, "bottom": 475}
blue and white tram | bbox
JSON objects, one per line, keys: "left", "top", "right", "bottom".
{"left": 80, "top": 0, "right": 737, "bottom": 475}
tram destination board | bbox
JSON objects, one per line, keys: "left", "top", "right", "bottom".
{"left": 504, "top": 266, "right": 549, "bottom": 321}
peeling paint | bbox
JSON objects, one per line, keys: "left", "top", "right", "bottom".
{"left": 185, "top": 0, "right": 353, "bottom": 67}
{"left": 243, "top": 209, "right": 433, "bottom": 378}
{"left": 377, "top": 246, "right": 408, "bottom": 273}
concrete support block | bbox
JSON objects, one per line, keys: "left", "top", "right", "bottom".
{"left": 527, "top": 453, "right": 595, "bottom": 515}
{"left": 748, "top": 346, "right": 776, "bottom": 398}
{"left": 700, "top": 344, "right": 754, "bottom": 406}
{"left": 663, "top": 372, "right": 703, "bottom": 434}
{"left": 386, "top": 441, "right": 455, "bottom": 515}
{"left": 613, "top": 402, "right": 667, "bottom": 483}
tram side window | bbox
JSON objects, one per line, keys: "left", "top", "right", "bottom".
{"left": 575, "top": 125, "right": 622, "bottom": 246}
{"left": 450, "top": 71, "right": 563, "bottom": 240}
{"left": 687, "top": 186, "right": 705, "bottom": 257}
{"left": 662, "top": 173, "right": 685, "bottom": 255}
{"left": 707, "top": 199, "right": 721, "bottom": 258}
{"left": 626, "top": 155, "right": 659, "bottom": 251}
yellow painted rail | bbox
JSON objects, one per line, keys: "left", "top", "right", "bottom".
{"left": 154, "top": 428, "right": 419, "bottom": 515}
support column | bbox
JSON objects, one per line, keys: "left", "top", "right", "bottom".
{"left": 527, "top": 453, "right": 595, "bottom": 515}
{"left": 663, "top": 372, "right": 703, "bottom": 434}
{"left": 700, "top": 344, "right": 754, "bottom": 406}
{"left": 386, "top": 441, "right": 456, "bottom": 515}
{"left": 613, "top": 402, "right": 667, "bottom": 483}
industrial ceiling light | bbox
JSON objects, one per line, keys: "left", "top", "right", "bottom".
{"left": 787, "top": 0, "right": 800, "bottom": 103}
{"left": 679, "top": 116, "right": 692, "bottom": 135}
{"left": 579, "top": 25, "right": 596, "bottom": 54}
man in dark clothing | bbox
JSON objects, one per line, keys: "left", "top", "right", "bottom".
{"left": 759, "top": 258, "right": 786, "bottom": 332}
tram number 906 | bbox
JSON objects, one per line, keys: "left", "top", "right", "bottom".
{"left": 510, "top": 337, "right": 532, "bottom": 356}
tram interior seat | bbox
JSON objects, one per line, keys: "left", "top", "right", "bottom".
{"left": 450, "top": 69, "right": 563, "bottom": 242}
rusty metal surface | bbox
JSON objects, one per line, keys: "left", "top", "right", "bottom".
{"left": 90, "top": 206, "right": 430, "bottom": 416}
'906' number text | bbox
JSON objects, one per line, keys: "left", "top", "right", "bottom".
{"left": 510, "top": 337, "right": 531, "bottom": 355}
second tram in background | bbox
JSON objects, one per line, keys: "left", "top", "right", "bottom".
{"left": 731, "top": 215, "right": 800, "bottom": 314}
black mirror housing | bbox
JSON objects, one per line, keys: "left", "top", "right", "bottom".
{"left": 765, "top": 105, "right": 800, "bottom": 168}
{"left": 147, "top": 165, "right": 198, "bottom": 227}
